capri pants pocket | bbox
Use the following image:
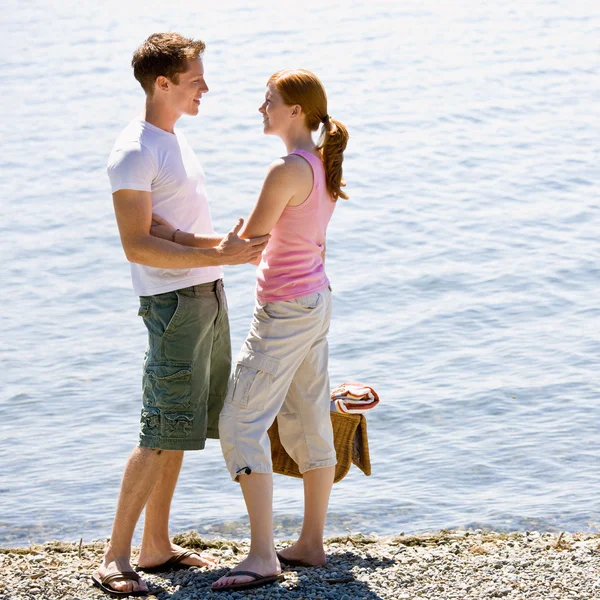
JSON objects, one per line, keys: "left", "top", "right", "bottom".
{"left": 225, "top": 349, "right": 279, "bottom": 411}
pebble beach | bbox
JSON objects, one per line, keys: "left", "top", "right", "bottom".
{"left": 1, "top": 530, "right": 599, "bottom": 600}
{"left": 3, "top": 3, "right": 600, "bottom": 599}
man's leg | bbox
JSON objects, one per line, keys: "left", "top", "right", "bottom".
{"left": 205, "top": 279, "right": 231, "bottom": 441}
{"left": 135, "top": 283, "right": 223, "bottom": 569}
{"left": 137, "top": 450, "right": 216, "bottom": 568}
{"left": 96, "top": 285, "right": 218, "bottom": 592}
{"left": 96, "top": 447, "right": 169, "bottom": 594}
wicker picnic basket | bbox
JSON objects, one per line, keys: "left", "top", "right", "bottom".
{"left": 268, "top": 411, "right": 371, "bottom": 483}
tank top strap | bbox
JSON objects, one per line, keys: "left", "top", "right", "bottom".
{"left": 290, "top": 149, "right": 322, "bottom": 171}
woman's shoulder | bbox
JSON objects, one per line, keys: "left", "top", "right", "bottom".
{"left": 266, "top": 153, "right": 313, "bottom": 185}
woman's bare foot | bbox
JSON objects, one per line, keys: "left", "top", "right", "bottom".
{"left": 277, "top": 541, "right": 327, "bottom": 567}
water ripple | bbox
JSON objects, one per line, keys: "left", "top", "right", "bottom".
{"left": 2, "top": 0, "right": 599, "bottom": 546}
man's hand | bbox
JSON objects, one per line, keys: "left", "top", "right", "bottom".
{"left": 217, "top": 218, "right": 269, "bottom": 265}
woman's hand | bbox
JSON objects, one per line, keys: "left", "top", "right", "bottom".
{"left": 150, "top": 214, "right": 177, "bottom": 241}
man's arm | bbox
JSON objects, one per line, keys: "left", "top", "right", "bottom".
{"left": 113, "top": 189, "right": 268, "bottom": 267}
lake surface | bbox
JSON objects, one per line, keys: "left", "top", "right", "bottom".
{"left": 1, "top": 0, "right": 599, "bottom": 547}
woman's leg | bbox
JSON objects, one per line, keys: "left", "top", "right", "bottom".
{"left": 277, "top": 288, "right": 336, "bottom": 565}
{"left": 278, "top": 465, "right": 335, "bottom": 565}
{"left": 214, "top": 293, "right": 330, "bottom": 587}
{"left": 211, "top": 473, "right": 280, "bottom": 589}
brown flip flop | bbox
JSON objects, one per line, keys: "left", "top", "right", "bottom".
{"left": 137, "top": 549, "right": 212, "bottom": 573}
{"left": 91, "top": 570, "right": 148, "bottom": 597}
{"left": 211, "top": 570, "right": 284, "bottom": 592}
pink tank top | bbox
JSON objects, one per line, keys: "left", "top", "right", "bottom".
{"left": 256, "top": 149, "right": 336, "bottom": 303}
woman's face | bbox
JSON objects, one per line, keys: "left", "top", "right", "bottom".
{"left": 258, "top": 83, "right": 293, "bottom": 135}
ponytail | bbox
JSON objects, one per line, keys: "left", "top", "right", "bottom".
{"left": 318, "top": 116, "right": 349, "bottom": 201}
{"left": 267, "top": 68, "right": 349, "bottom": 199}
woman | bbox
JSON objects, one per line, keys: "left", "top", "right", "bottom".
{"left": 153, "top": 69, "right": 348, "bottom": 593}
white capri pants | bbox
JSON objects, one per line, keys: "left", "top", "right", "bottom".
{"left": 219, "top": 286, "right": 337, "bottom": 481}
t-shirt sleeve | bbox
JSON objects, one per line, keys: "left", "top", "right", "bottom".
{"left": 106, "top": 143, "right": 157, "bottom": 193}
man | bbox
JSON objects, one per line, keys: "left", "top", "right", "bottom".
{"left": 92, "top": 33, "right": 269, "bottom": 597}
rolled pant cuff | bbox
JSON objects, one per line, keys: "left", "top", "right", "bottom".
{"left": 298, "top": 457, "right": 338, "bottom": 475}
{"left": 139, "top": 435, "right": 207, "bottom": 451}
{"left": 229, "top": 464, "right": 273, "bottom": 482}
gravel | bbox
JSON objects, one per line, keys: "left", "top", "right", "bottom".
{"left": 1, "top": 530, "right": 599, "bottom": 599}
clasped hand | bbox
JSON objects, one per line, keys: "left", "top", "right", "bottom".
{"left": 151, "top": 214, "right": 269, "bottom": 265}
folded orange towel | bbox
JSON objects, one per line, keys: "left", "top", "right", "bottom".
{"left": 330, "top": 382, "right": 380, "bottom": 414}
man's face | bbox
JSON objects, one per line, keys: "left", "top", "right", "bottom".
{"left": 168, "top": 58, "right": 209, "bottom": 116}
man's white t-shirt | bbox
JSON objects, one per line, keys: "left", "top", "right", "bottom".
{"left": 107, "top": 117, "right": 223, "bottom": 296}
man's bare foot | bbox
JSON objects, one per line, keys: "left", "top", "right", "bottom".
{"left": 211, "top": 553, "right": 280, "bottom": 590}
{"left": 277, "top": 541, "right": 327, "bottom": 567}
{"left": 137, "top": 542, "right": 217, "bottom": 570}
{"left": 96, "top": 551, "right": 149, "bottom": 594}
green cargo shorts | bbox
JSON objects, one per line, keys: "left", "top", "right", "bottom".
{"left": 137, "top": 279, "right": 231, "bottom": 451}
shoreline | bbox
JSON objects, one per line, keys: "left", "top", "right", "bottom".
{"left": 1, "top": 530, "right": 598, "bottom": 599}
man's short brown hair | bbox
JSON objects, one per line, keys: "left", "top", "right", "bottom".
{"left": 131, "top": 33, "right": 206, "bottom": 95}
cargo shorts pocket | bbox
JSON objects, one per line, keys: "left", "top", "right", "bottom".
{"left": 140, "top": 408, "right": 161, "bottom": 437}
{"left": 138, "top": 303, "right": 150, "bottom": 318}
{"left": 138, "top": 293, "right": 185, "bottom": 340}
{"left": 143, "top": 364, "right": 193, "bottom": 411}
{"left": 225, "top": 349, "right": 279, "bottom": 410}
{"left": 162, "top": 412, "right": 194, "bottom": 438}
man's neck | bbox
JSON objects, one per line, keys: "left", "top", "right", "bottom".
{"left": 143, "top": 99, "right": 180, "bottom": 134}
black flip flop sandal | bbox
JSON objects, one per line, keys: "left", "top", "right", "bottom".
{"left": 211, "top": 570, "right": 284, "bottom": 592}
{"left": 137, "top": 549, "right": 214, "bottom": 573}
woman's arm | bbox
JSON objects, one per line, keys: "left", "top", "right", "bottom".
{"left": 150, "top": 214, "right": 224, "bottom": 248}
{"left": 150, "top": 155, "right": 306, "bottom": 247}
{"left": 239, "top": 157, "right": 307, "bottom": 239}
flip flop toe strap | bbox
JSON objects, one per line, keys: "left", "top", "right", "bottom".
{"left": 101, "top": 570, "right": 142, "bottom": 585}
{"left": 226, "top": 570, "right": 267, "bottom": 581}
{"left": 170, "top": 549, "right": 198, "bottom": 564}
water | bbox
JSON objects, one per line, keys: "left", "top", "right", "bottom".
{"left": 1, "top": 0, "right": 599, "bottom": 547}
